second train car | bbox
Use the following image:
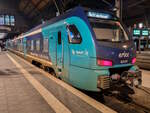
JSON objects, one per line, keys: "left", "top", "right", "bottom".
{"left": 7, "top": 6, "right": 142, "bottom": 92}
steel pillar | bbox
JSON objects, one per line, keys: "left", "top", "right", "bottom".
{"left": 115, "top": 0, "right": 122, "bottom": 20}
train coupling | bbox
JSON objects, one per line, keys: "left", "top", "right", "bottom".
{"left": 97, "top": 70, "right": 142, "bottom": 90}
{"left": 111, "top": 70, "right": 142, "bottom": 87}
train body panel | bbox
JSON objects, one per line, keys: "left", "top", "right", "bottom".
{"left": 6, "top": 6, "right": 142, "bottom": 92}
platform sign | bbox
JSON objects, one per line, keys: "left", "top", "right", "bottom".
{"left": 5, "top": 15, "right": 10, "bottom": 25}
{"left": 133, "top": 29, "right": 141, "bottom": 36}
{"left": 10, "top": 16, "right": 15, "bottom": 26}
{"left": 142, "top": 29, "right": 149, "bottom": 36}
{"left": 0, "top": 15, "right": 4, "bottom": 25}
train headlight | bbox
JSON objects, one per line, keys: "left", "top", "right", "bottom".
{"left": 97, "top": 59, "right": 113, "bottom": 66}
{"left": 132, "top": 57, "right": 136, "bottom": 64}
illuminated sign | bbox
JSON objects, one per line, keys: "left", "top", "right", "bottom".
{"left": 10, "top": 16, "right": 15, "bottom": 26}
{"left": 87, "top": 11, "right": 111, "bottom": 19}
{"left": 5, "top": 15, "right": 10, "bottom": 25}
{"left": 133, "top": 29, "right": 149, "bottom": 36}
{"left": 0, "top": 15, "right": 4, "bottom": 25}
{"left": 142, "top": 30, "right": 149, "bottom": 36}
{"left": 133, "top": 29, "right": 141, "bottom": 36}
{"left": 0, "top": 15, "right": 15, "bottom": 26}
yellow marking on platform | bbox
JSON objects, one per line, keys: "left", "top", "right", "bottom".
{"left": 6, "top": 53, "right": 71, "bottom": 113}
{"left": 9, "top": 52, "right": 117, "bottom": 113}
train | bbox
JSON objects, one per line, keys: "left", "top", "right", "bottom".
{"left": 6, "top": 6, "right": 142, "bottom": 93}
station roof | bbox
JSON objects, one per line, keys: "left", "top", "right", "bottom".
{"left": 18, "top": 0, "right": 115, "bottom": 25}
{"left": 18, "top": 0, "right": 56, "bottom": 26}
{"left": 17, "top": 0, "right": 150, "bottom": 27}
{"left": 123, "top": 0, "right": 150, "bottom": 26}
{"left": 1, "top": 0, "right": 150, "bottom": 40}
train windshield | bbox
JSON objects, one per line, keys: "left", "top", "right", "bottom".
{"left": 90, "top": 20, "right": 129, "bottom": 42}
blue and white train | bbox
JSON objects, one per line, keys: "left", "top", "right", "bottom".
{"left": 7, "top": 6, "right": 142, "bottom": 92}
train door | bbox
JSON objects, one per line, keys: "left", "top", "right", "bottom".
{"left": 49, "top": 34, "right": 57, "bottom": 65}
{"left": 56, "top": 31, "right": 64, "bottom": 76}
{"left": 49, "top": 28, "right": 68, "bottom": 80}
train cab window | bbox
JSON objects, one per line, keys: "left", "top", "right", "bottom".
{"left": 67, "top": 25, "right": 82, "bottom": 44}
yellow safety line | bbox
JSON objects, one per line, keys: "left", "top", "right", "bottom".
{"left": 9, "top": 52, "right": 117, "bottom": 113}
{"left": 6, "top": 53, "right": 71, "bottom": 113}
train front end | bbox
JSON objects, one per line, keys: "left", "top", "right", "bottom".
{"left": 87, "top": 11, "right": 142, "bottom": 91}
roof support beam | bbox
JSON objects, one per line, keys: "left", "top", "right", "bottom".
{"left": 32, "top": 3, "right": 56, "bottom": 24}
{"left": 22, "top": 0, "right": 31, "bottom": 11}
{"left": 27, "top": 0, "right": 43, "bottom": 17}
{"left": 128, "top": 0, "right": 148, "bottom": 8}
{"left": 52, "top": 0, "right": 65, "bottom": 14}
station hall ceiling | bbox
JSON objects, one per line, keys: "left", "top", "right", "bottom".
{"left": 18, "top": 0, "right": 57, "bottom": 26}
{"left": 17, "top": 0, "right": 150, "bottom": 27}
{"left": 123, "top": 0, "right": 150, "bottom": 26}
{"left": 1, "top": 0, "right": 150, "bottom": 34}
{"left": 18, "top": 0, "right": 115, "bottom": 26}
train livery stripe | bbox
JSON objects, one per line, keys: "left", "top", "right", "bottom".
{"left": 11, "top": 52, "right": 117, "bottom": 113}
{"left": 6, "top": 53, "right": 71, "bottom": 113}
{"left": 9, "top": 49, "right": 53, "bottom": 66}
{"left": 15, "top": 28, "right": 42, "bottom": 40}
{"left": 24, "top": 28, "right": 42, "bottom": 37}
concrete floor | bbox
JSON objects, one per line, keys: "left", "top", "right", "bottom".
{"left": 0, "top": 51, "right": 115, "bottom": 113}
{"left": 141, "top": 69, "right": 150, "bottom": 88}
{"left": 0, "top": 51, "right": 150, "bottom": 113}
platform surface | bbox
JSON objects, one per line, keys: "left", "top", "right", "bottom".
{"left": 136, "top": 52, "right": 150, "bottom": 70}
{"left": 0, "top": 51, "right": 116, "bottom": 113}
{"left": 141, "top": 69, "right": 150, "bottom": 88}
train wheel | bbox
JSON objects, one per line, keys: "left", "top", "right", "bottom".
{"left": 51, "top": 71, "right": 56, "bottom": 77}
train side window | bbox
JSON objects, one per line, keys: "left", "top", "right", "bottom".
{"left": 43, "top": 38, "right": 49, "bottom": 53}
{"left": 26, "top": 40, "right": 31, "bottom": 52}
{"left": 31, "top": 40, "right": 34, "bottom": 51}
{"left": 36, "top": 40, "right": 40, "bottom": 51}
{"left": 58, "top": 31, "right": 61, "bottom": 44}
{"left": 67, "top": 25, "right": 82, "bottom": 44}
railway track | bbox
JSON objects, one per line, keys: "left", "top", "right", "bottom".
{"left": 30, "top": 57, "right": 150, "bottom": 113}
{"left": 83, "top": 87, "right": 150, "bottom": 113}
{"left": 104, "top": 95, "right": 150, "bottom": 113}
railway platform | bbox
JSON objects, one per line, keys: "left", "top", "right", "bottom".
{"left": 136, "top": 52, "right": 150, "bottom": 70}
{"left": 0, "top": 51, "right": 116, "bottom": 113}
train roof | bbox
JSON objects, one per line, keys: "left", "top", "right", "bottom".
{"left": 18, "top": 6, "right": 117, "bottom": 39}
{"left": 25, "top": 6, "right": 85, "bottom": 35}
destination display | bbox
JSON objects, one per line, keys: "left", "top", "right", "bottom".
{"left": 86, "top": 11, "right": 118, "bottom": 20}
{"left": 87, "top": 12, "right": 111, "bottom": 19}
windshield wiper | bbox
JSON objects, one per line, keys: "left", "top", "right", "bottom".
{"left": 97, "top": 39, "right": 127, "bottom": 43}
{"left": 97, "top": 39, "right": 112, "bottom": 42}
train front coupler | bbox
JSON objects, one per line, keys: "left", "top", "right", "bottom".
{"left": 107, "top": 70, "right": 142, "bottom": 96}
{"left": 110, "top": 69, "right": 142, "bottom": 88}
{"left": 117, "top": 70, "right": 142, "bottom": 87}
